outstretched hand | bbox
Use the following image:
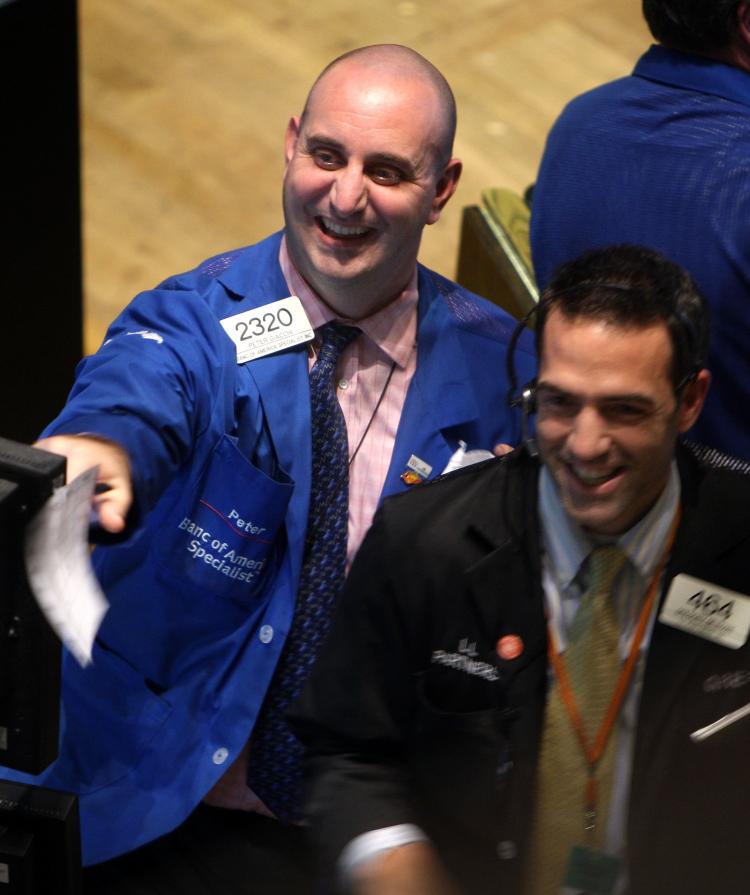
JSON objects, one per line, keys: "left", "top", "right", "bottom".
{"left": 35, "top": 434, "right": 133, "bottom": 533}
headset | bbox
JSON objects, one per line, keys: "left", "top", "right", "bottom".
{"left": 504, "top": 281, "right": 708, "bottom": 459}
{"left": 505, "top": 303, "right": 539, "bottom": 456}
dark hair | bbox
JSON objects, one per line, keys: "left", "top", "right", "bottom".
{"left": 536, "top": 244, "right": 710, "bottom": 392}
{"left": 642, "top": 0, "right": 742, "bottom": 53}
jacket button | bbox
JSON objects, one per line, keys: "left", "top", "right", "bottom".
{"left": 259, "top": 625, "right": 274, "bottom": 644}
{"left": 212, "top": 747, "right": 229, "bottom": 765}
{"left": 496, "top": 840, "right": 517, "bottom": 860}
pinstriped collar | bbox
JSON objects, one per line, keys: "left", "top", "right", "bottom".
{"left": 635, "top": 44, "right": 750, "bottom": 111}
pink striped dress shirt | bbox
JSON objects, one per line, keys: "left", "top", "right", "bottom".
{"left": 279, "top": 236, "right": 419, "bottom": 566}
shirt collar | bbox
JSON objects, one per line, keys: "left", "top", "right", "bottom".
{"left": 634, "top": 44, "right": 750, "bottom": 111}
{"left": 539, "top": 461, "right": 681, "bottom": 590}
{"left": 279, "top": 235, "right": 418, "bottom": 369}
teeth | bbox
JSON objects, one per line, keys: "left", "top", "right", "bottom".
{"left": 321, "top": 218, "right": 368, "bottom": 237}
{"left": 573, "top": 467, "right": 616, "bottom": 485}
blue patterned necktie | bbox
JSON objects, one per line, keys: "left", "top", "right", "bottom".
{"left": 246, "top": 321, "right": 361, "bottom": 822}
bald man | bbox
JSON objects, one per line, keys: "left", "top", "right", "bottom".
{"left": 7, "top": 45, "right": 535, "bottom": 895}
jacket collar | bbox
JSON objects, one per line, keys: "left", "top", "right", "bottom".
{"left": 404, "top": 267, "right": 481, "bottom": 428}
{"left": 379, "top": 268, "right": 483, "bottom": 497}
{"left": 214, "top": 231, "right": 311, "bottom": 514}
{"left": 462, "top": 443, "right": 750, "bottom": 679}
{"left": 465, "top": 442, "right": 750, "bottom": 575}
{"left": 462, "top": 451, "right": 547, "bottom": 662}
{"left": 215, "top": 230, "right": 289, "bottom": 305}
{"left": 672, "top": 441, "right": 750, "bottom": 572}
{"left": 213, "top": 236, "right": 496, "bottom": 501}
{"left": 635, "top": 444, "right": 750, "bottom": 786}
{"left": 214, "top": 235, "right": 481, "bottom": 434}
{"left": 464, "top": 448, "right": 538, "bottom": 551}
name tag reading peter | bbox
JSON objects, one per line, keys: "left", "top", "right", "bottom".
{"left": 659, "top": 574, "right": 750, "bottom": 649}
{"left": 221, "top": 296, "right": 314, "bottom": 363}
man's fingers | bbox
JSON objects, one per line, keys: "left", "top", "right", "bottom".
{"left": 93, "top": 493, "right": 129, "bottom": 533}
{"left": 34, "top": 434, "right": 133, "bottom": 531}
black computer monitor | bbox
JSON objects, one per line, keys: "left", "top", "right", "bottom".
{"left": 0, "top": 438, "right": 82, "bottom": 894}
{"left": 0, "top": 438, "right": 65, "bottom": 775}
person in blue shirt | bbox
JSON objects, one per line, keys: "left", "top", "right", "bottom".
{"left": 531, "top": 0, "right": 750, "bottom": 460}
{"left": 11, "top": 44, "right": 535, "bottom": 895}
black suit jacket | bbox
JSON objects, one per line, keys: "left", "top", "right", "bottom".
{"left": 292, "top": 446, "right": 750, "bottom": 894}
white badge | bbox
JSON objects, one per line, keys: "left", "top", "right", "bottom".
{"left": 659, "top": 573, "right": 750, "bottom": 649}
{"left": 220, "top": 296, "right": 314, "bottom": 364}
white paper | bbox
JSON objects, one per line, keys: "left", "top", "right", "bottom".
{"left": 24, "top": 467, "right": 109, "bottom": 666}
{"left": 441, "top": 440, "right": 494, "bottom": 475}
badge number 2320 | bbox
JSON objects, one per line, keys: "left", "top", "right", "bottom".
{"left": 220, "top": 296, "right": 314, "bottom": 364}
{"left": 235, "top": 308, "right": 294, "bottom": 341}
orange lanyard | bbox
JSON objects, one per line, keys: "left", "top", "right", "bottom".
{"left": 546, "top": 506, "right": 681, "bottom": 832}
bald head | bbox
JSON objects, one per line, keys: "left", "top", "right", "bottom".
{"left": 302, "top": 44, "right": 457, "bottom": 170}
{"left": 282, "top": 43, "right": 462, "bottom": 318}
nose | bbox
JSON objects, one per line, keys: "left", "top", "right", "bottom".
{"left": 330, "top": 166, "right": 366, "bottom": 218}
{"left": 565, "top": 405, "right": 611, "bottom": 461}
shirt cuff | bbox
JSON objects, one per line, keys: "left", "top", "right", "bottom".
{"left": 338, "top": 824, "right": 429, "bottom": 880}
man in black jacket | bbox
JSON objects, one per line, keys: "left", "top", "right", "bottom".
{"left": 293, "top": 244, "right": 750, "bottom": 895}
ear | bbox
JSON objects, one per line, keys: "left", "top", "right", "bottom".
{"left": 284, "top": 116, "right": 301, "bottom": 167}
{"left": 426, "top": 158, "right": 462, "bottom": 225}
{"left": 737, "top": 3, "right": 750, "bottom": 53}
{"left": 677, "top": 369, "right": 711, "bottom": 433}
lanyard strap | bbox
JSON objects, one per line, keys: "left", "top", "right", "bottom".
{"left": 546, "top": 506, "right": 681, "bottom": 828}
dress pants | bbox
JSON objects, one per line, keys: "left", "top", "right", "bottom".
{"left": 83, "top": 805, "right": 314, "bottom": 895}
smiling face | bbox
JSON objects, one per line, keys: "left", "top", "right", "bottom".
{"left": 536, "top": 310, "right": 708, "bottom": 536}
{"left": 281, "top": 58, "right": 461, "bottom": 319}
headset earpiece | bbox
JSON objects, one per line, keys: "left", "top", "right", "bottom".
{"left": 520, "top": 380, "right": 537, "bottom": 415}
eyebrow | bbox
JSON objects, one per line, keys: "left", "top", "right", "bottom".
{"left": 302, "top": 133, "right": 418, "bottom": 178}
{"left": 536, "top": 382, "right": 657, "bottom": 407}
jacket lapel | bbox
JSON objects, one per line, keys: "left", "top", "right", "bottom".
{"left": 382, "top": 268, "right": 481, "bottom": 498}
{"left": 216, "top": 234, "right": 314, "bottom": 578}
{"left": 633, "top": 448, "right": 750, "bottom": 814}
{"left": 463, "top": 455, "right": 547, "bottom": 667}
{"left": 639, "top": 447, "right": 750, "bottom": 732}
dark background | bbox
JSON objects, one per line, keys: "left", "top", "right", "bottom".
{"left": 1, "top": 0, "right": 82, "bottom": 444}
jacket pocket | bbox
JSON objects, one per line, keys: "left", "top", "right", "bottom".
{"left": 409, "top": 669, "right": 514, "bottom": 825}
{"left": 152, "top": 433, "right": 293, "bottom": 607}
{"left": 57, "top": 640, "right": 173, "bottom": 793}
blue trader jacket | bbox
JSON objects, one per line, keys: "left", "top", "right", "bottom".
{"left": 5, "top": 231, "right": 535, "bottom": 864}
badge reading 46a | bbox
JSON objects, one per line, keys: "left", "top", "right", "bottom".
{"left": 687, "top": 589, "right": 734, "bottom": 621}
{"left": 660, "top": 573, "right": 750, "bottom": 649}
